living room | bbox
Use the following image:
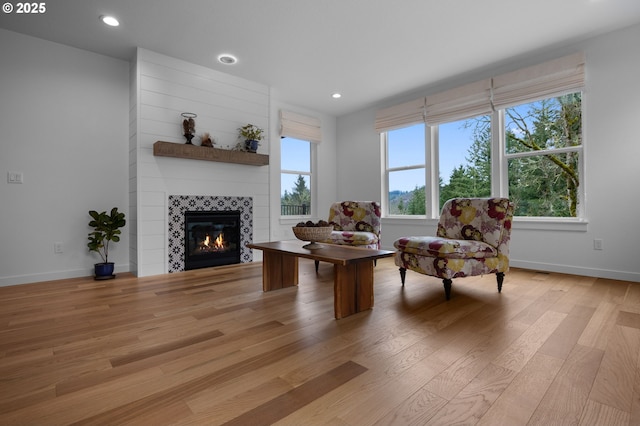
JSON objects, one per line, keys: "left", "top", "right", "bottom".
{"left": 1, "top": 2, "right": 640, "bottom": 424}
{"left": 1, "top": 18, "right": 639, "bottom": 286}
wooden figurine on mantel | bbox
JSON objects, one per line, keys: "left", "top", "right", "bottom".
{"left": 181, "top": 112, "right": 197, "bottom": 144}
{"left": 201, "top": 132, "right": 213, "bottom": 147}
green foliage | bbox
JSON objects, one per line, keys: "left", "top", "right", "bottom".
{"left": 505, "top": 94, "right": 581, "bottom": 216}
{"left": 87, "top": 207, "right": 126, "bottom": 263}
{"left": 406, "top": 186, "right": 426, "bottom": 215}
{"left": 440, "top": 165, "right": 491, "bottom": 209}
{"left": 238, "top": 124, "right": 264, "bottom": 141}
{"left": 281, "top": 174, "right": 311, "bottom": 214}
{"left": 438, "top": 115, "right": 492, "bottom": 208}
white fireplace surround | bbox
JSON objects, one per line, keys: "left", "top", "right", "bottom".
{"left": 167, "top": 195, "right": 253, "bottom": 273}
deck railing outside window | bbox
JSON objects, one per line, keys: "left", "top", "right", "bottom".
{"left": 281, "top": 204, "right": 309, "bottom": 216}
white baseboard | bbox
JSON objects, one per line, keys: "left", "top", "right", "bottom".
{"left": 510, "top": 259, "right": 640, "bottom": 283}
{"left": 379, "top": 244, "right": 640, "bottom": 283}
{"left": 2, "top": 260, "right": 637, "bottom": 287}
{"left": 0, "top": 263, "right": 131, "bottom": 287}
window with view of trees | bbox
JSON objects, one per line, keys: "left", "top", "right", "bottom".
{"left": 385, "top": 124, "right": 426, "bottom": 215}
{"left": 281, "top": 137, "right": 312, "bottom": 216}
{"left": 384, "top": 91, "right": 583, "bottom": 218}
{"left": 439, "top": 116, "right": 492, "bottom": 209}
{"left": 505, "top": 93, "right": 582, "bottom": 217}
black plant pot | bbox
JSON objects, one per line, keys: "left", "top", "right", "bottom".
{"left": 245, "top": 139, "right": 259, "bottom": 153}
{"left": 94, "top": 262, "right": 115, "bottom": 280}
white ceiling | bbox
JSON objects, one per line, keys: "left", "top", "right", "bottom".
{"left": 1, "top": 0, "right": 639, "bottom": 116}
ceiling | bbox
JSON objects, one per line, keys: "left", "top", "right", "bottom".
{"left": 1, "top": 0, "right": 639, "bottom": 116}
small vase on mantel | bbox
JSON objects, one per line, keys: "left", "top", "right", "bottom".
{"left": 245, "top": 139, "right": 259, "bottom": 153}
{"left": 238, "top": 123, "right": 264, "bottom": 153}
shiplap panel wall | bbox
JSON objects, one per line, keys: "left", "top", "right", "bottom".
{"left": 129, "top": 55, "right": 139, "bottom": 275}
{"left": 132, "top": 48, "right": 270, "bottom": 277}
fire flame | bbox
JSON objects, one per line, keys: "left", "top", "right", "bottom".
{"left": 201, "top": 233, "right": 225, "bottom": 251}
{"left": 214, "top": 233, "right": 224, "bottom": 248}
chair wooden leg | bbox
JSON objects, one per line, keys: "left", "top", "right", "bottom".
{"left": 314, "top": 260, "right": 319, "bottom": 272}
{"left": 443, "top": 278, "right": 452, "bottom": 300}
{"left": 496, "top": 272, "right": 504, "bottom": 293}
{"left": 399, "top": 267, "right": 406, "bottom": 286}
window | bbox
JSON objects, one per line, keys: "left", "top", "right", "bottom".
{"left": 279, "top": 110, "right": 321, "bottom": 218}
{"left": 504, "top": 93, "right": 582, "bottom": 217}
{"left": 384, "top": 123, "right": 426, "bottom": 215}
{"left": 281, "top": 137, "right": 312, "bottom": 216}
{"left": 438, "top": 116, "right": 491, "bottom": 210}
{"left": 380, "top": 53, "right": 584, "bottom": 220}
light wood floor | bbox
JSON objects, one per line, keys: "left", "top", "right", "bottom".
{"left": 1, "top": 258, "right": 639, "bottom": 425}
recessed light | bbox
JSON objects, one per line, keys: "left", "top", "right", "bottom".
{"left": 218, "top": 54, "right": 238, "bottom": 65}
{"left": 100, "top": 15, "right": 120, "bottom": 27}
{"left": 332, "top": 93, "right": 342, "bottom": 99}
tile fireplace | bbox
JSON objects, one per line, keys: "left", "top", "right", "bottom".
{"left": 168, "top": 195, "right": 253, "bottom": 273}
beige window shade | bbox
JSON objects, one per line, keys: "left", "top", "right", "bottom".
{"left": 374, "top": 53, "right": 584, "bottom": 130}
{"left": 492, "top": 52, "right": 585, "bottom": 109}
{"left": 280, "top": 110, "right": 322, "bottom": 143}
{"left": 374, "top": 98, "right": 426, "bottom": 133}
{"left": 425, "top": 79, "right": 493, "bottom": 125}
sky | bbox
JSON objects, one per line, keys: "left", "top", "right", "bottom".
{"left": 281, "top": 137, "right": 310, "bottom": 197}
{"left": 280, "top": 122, "right": 479, "bottom": 197}
{"left": 388, "top": 121, "right": 478, "bottom": 191}
{"left": 438, "top": 120, "right": 479, "bottom": 185}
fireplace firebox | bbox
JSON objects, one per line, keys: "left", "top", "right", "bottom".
{"left": 184, "top": 210, "right": 241, "bottom": 270}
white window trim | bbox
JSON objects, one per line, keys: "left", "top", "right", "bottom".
{"left": 381, "top": 128, "right": 429, "bottom": 218}
{"left": 513, "top": 216, "right": 588, "bottom": 232}
{"left": 427, "top": 125, "right": 439, "bottom": 218}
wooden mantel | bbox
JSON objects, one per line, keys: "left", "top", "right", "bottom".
{"left": 153, "top": 141, "right": 269, "bottom": 166}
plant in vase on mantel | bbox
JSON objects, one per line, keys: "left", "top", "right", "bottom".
{"left": 238, "top": 123, "right": 264, "bottom": 153}
{"left": 87, "top": 207, "right": 126, "bottom": 280}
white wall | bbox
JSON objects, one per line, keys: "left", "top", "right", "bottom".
{"left": 0, "top": 29, "right": 130, "bottom": 286}
{"left": 0, "top": 32, "right": 335, "bottom": 285}
{"left": 132, "top": 49, "right": 271, "bottom": 277}
{"left": 336, "top": 23, "right": 640, "bottom": 282}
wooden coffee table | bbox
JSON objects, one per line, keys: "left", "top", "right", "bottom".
{"left": 247, "top": 240, "right": 394, "bottom": 319}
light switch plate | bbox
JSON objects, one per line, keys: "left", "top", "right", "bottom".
{"left": 7, "top": 172, "right": 23, "bottom": 183}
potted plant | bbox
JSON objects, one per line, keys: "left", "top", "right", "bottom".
{"left": 87, "top": 207, "right": 126, "bottom": 280}
{"left": 238, "top": 123, "right": 264, "bottom": 153}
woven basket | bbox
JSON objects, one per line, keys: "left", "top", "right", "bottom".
{"left": 292, "top": 226, "right": 333, "bottom": 244}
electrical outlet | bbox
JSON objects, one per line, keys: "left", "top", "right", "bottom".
{"left": 7, "top": 172, "right": 23, "bottom": 184}
{"left": 593, "top": 238, "right": 603, "bottom": 250}
{"left": 54, "top": 242, "right": 63, "bottom": 253}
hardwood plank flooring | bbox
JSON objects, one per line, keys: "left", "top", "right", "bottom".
{"left": 0, "top": 258, "right": 639, "bottom": 425}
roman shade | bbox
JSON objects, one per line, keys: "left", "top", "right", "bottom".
{"left": 279, "top": 110, "right": 322, "bottom": 143}
{"left": 425, "top": 79, "right": 493, "bottom": 125}
{"left": 374, "top": 98, "right": 426, "bottom": 133}
{"left": 491, "top": 52, "right": 585, "bottom": 110}
{"left": 376, "top": 53, "right": 585, "bottom": 132}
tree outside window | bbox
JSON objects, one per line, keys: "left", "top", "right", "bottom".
{"left": 281, "top": 137, "right": 312, "bottom": 216}
{"left": 438, "top": 116, "right": 491, "bottom": 209}
{"left": 505, "top": 93, "right": 582, "bottom": 217}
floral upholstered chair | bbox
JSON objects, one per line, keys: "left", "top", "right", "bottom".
{"left": 393, "top": 198, "right": 514, "bottom": 300}
{"left": 315, "top": 201, "right": 382, "bottom": 271}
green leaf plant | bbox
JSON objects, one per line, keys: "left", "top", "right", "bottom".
{"left": 87, "top": 207, "right": 126, "bottom": 264}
